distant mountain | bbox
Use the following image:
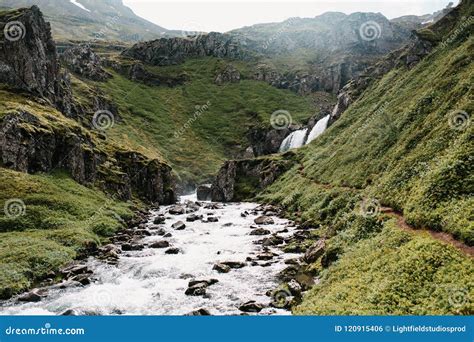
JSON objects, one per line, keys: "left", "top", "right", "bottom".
{"left": 0, "top": 0, "right": 170, "bottom": 42}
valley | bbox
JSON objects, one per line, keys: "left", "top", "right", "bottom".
{"left": 0, "top": 0, "right": 472, "bottom": 316}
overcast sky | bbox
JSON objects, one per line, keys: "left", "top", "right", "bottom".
{"left": 123, "top": 0, "right": 459, "bottom": 32}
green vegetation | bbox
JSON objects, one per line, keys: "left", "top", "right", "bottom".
{"left": 93, "top": 57, "right": 315, "bottom": 185}
{"left": 0, "top": 168, "right": 133, "bottom": 299}
{"left": 254, "top": 15, "right": 474, "bottom": 314}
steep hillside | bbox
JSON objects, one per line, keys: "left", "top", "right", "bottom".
{"left": 212, "top": 0, "right": 474, "bottom": 314}
{"left": 0, "top": 0, "right": 170, "bottom": 41}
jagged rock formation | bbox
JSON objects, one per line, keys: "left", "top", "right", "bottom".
{"left": 0, "top": 5, "right": 73, "bottom": 115}
{"left": 214, "top": 64, "right": 240, "bottom": 85}
{"left": 0, "top": 110, "right": 176, "bottom": 203}
{"left": 0, "top": 6, "right": 177, "bottom": 204}
{"left": 122, "top": 32, "right": 250, "bottom": 66}
{"left": 211, "top": 155, "right": 295, "bottom": 202}
{"left": 61, "top": 45, "right": 111, "bottom": 81}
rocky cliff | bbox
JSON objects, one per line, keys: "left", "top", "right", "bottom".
{"left": 0, "top": 5, "right": 73, "bottom": 115}
{"left": 0, "top": 6, "right": 177, "bottom": 204}
{"left": 122, "top": 32, "right": 250, "bottom": 66}
{"left": 211, "top": 154, "right": 296, "bottom": 202}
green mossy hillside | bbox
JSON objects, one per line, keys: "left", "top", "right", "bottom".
{"left": 0, "top": 168, "right": 133, "bottom": 299}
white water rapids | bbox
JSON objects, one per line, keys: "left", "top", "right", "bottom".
{"left": 0, "top": 195, "right": 300, "bottom": 315}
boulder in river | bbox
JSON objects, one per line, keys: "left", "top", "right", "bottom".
{"left": 206, "top": 217, "right": 219, "bottom": 223}
{"left": 213, "top": 263, "right": 231, "bottom": 273}
{"left": 260, "top": 235, "right": 284, "bottom": 246}
{"left": 149, "top": 240, "right": 170, "bottom": 249}
{"left": 165, "top": 247, "right": 181, "bottom": 254}
{"left": 239, "top": 301, "right": 264, "bottom": 313}
{"left": 221, "top": 261, "right": 246, "bottom": 269}
{"left": 172, "top": 221, "right": 186, "bottom": 230}
{"left": 121, "top": 243, "right": 145, "bottom": 251}
{"left": 250, "top": 228, "right": 271, "bottom": 236}
{"left": 185, "top": 282, "right": 208, "bottom": 296}
{"left": 188, "top": 279, "right": 218, "bottom": 287}
{"left": 169, "top": 205, "right": 185, "bottom": 215}
{"left": 196, "top": 184, "right": 212, "bottom": 201}
{"left": 153, "top": 216, "right": 166, "bottom": 224}
{"left": 186, "top": 214, "right": 202, "bottom": 222}
{"left": 254, "top": 216, "right": 275, "bottom": 225}
{"left": 60, "top": 309, "right": 79, "bottom": 316}
{"left": 185, "top": 308, "right": 211, "bottom": 316}
{"left": 18, "top": 290, "right": 43, "bottom": 302}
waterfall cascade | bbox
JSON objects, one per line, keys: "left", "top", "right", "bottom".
{"left": 279, "top": 128, "right": 308, "bottom": 152}
{"left": 305, "top": 115, "right": 330, "bottom": 145}
{"left": 278, "top": 115, "right": 330, "bottom": 152}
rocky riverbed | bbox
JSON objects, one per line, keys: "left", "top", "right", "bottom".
{"left": 0, "top": 195, "right": 309, "bottom": 315}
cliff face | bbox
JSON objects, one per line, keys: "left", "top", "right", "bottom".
{"left": 122, "top": 32, "right": 250, "bottom": 66}
{"left": 0, "top": 6, "right": 177, "bottom": 204}
{"left": 211, "top": 155, "right": 296, "bottom": 202}
{"left": 0, "top": 5, "right": 73, "bottom": 115}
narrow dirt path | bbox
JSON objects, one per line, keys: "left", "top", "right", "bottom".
{"left": 296, "top": 163, "right": 473, "bottom": 257}
{"left": 380, "top": 207, "right": 474, "bottom": 258}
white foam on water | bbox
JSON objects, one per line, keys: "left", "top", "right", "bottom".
{"left": 0, "top": 195, "right": 299, "bottom": 315}
{"left": 306, "top": 115, "right": 330, "bottom": 145}
{"left": 279, "top": 128, "right": 308, "bottom": 152}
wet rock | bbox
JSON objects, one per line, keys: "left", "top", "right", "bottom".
{"left": 154, "top": 228, "right": 167, "bottom": 236}
{"left": 206, "top": 217, "right": 219, "bottom": 223}
{"left": 135, "top": 229, "right": 152, "bottom": 236}
{"left": 196, "top": 184, "right": 212, "bottom": 201}
{"left": 254, "top": 216, "right": 275, "bottom": 225}
{"left": 303, "top": 239, "right": 326, "bottom": 263}
{"left": 277, "top": 228, "right": 289, "bottom": 234}
{"left": 186, "top": 214, "right": 202, "bottom": 222}
{"left": 257, "top": 253, "right": 274, "bottom": 261}
{"left": 169, "top": 205, "right": 185, "bottom": 215}
{"left": 185, "top": 202, "right": 200, "bottom": 213}
{"left": 188, "top": 279, "right": 218, "bottom": 287}
{"left": 287, "top": 279, "right": 302, "bottom": 297}
{"left": 164, "top": 233, "right": 173, "bottom": 238}
{"left": 185, "top": 282, "right": 208, "bottom": 296}
{"left": 18, "top": 290, "right": 42, "bottom": 302}
{"left": 239, "top": 301, "right": 264, "bottom": 313}
{"left": 121, "top": 243, "right": 144, "bottom": 251}
{"left": 241, "top": 212, "right": 248, "bottom": 218}
{"left": 60, "top": 264, "right": 89, "bottom": 276}
{"left": 284, "top": 258, "right": 300, "bottom": 265}
{"left": 204, "top": 203, "right": 222, "bottom": 210}
{"left": 213, "top": 263, "right": 231, "bottom": 273}
{"left": 149, "top": 240, "right": 170, "bottom": 249}
{"left": 185, "top": 308, "right": 211, "bottom": 316}
{"left": 165, "top": 247, "right": 181, "bottom": 254}
{"left": 261, "top": 235, "right": 284, "bottom": 246}
{"left": 70, "top": 274, "right": 91, "bottom": 286}
{"left": 222, "top": 223, "right": 233, "bottom": 227}
{"left": 250, "top": 228, "right": 271, "bottom": 236}
{"left": 153, "top": 216, "right": 166, "bottom": 224}
{"left": 221, "top": 261, "right": 246, "bottom": 269}
{"left": 60, "top": 309, "right": 79, "bottom": 316}
{"left": 172, "top": 221, "right": 186, "bottom": 230}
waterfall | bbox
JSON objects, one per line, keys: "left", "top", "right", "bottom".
{"left": 279, "top": 128, "right": 308, "bottom": 152}
{"left": 305, "top": 115, "right": 330, "bottom": 145}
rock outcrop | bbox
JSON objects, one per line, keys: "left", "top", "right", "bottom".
{"left": 0, "top": 110, "right": 176, "bottom": 203}
{"left": 211, "top": 155, "right": 296, "bottom": 202}
{"left": 61, "top": 45, "right": 112, "bottom": 81}
{"left": 0, "top": 6, "right": 73, "bottom": 116}
{"left": 122, "top": 32, "right": 250, "bottom": 66}
{"left": 214, "top": 64, "right": 240, "bottom": 85}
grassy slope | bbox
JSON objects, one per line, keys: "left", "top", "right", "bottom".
{"left": 0, "top": 90, "right": 140, "bottom": 298}
{"left": 258, "top": 21, "right": 473, "bottom": 313}
{"left": 94, "top": 57, "right": 315, "bottom": 185}
{"left": 0, "top": 168, "right": 133, "bottom": 299}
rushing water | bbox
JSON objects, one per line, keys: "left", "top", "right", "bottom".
{"left": 279, "top": 128, "right": 308, "bottom": 152}
{"left": 305, "top": 115, "right": 330, "bottom": 145}
{"left": 0, "top": 195, "right": 300, "bottom": 315}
